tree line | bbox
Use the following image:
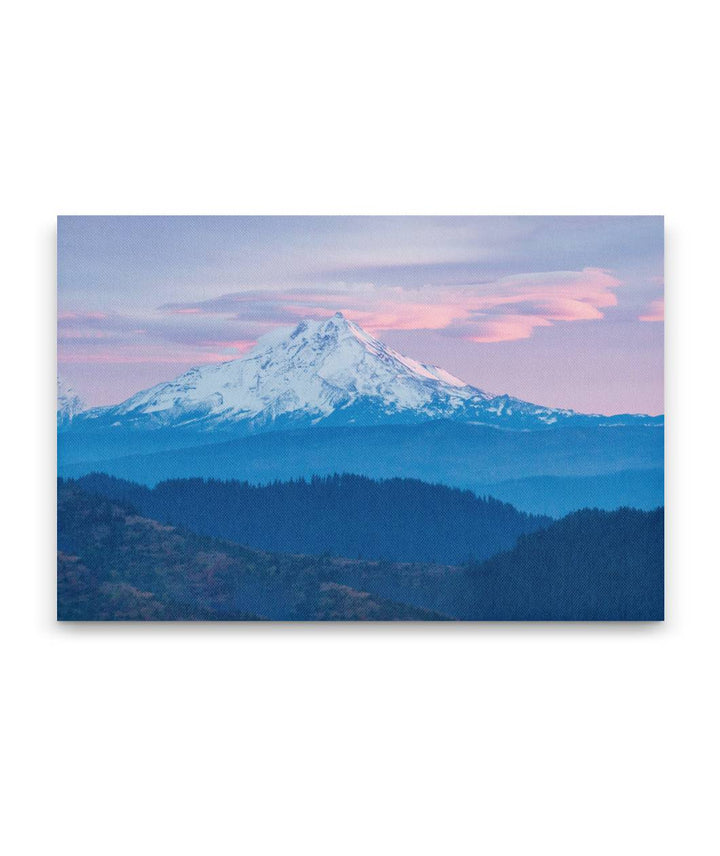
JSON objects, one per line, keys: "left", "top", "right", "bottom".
{"left": 63, "top": 472, "right": 550, "bottom": 565}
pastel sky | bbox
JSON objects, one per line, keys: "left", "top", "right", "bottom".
{"left": 58, "top": 216, "right": 664, "bottom": 415}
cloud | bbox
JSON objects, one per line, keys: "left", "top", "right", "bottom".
{"left": 441, "top": 315, "right": 554, "bottom": 343}
{"left": 58, "top": 268, "right": 624, "bottom": 367}
{"left": 639, "top": 297, "right": 664, "bottom": 322}
{"left": 156, "top": 267, "right": 621, "bottom": 343}
{"left": 58, "top": 310, "right": 261, "bottom": 364}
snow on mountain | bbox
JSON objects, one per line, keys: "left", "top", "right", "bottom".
{"left": 57, "top": 377, "right": 85, "bottom": 425}
{"left": 110, "top": 313, "right": 487, "bottom": 424}
{"left": 67, "top": 313, "right": 658, "bottom": 434}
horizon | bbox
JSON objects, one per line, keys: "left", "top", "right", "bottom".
{"left": 58, "top": 215, "right": 664, "bottom": 414}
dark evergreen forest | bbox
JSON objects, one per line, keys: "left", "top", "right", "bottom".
{"left": 455, "top": 507, "right": 664, "bottom": 619}
{"left": 65, "top": 473, "right": 550, "bottom": 565}
{"left": 57, "top": 483, "right": 664, "bottom": 621}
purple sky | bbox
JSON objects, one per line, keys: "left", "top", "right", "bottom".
{"left": 57, "top": 216, "right": 664, "bottom": 415}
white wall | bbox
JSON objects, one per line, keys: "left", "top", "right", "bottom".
{"left": 3, "top": 2, "right": 717, "bottom": 854}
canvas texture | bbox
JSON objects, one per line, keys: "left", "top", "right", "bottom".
{"left": 57, "top": 216, "right": 664, "bottom": 621}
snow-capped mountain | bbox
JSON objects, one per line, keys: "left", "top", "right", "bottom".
{"left": 67, "top": 314, "right": 660, "bottom": 434}
{"left": 57, "top": 377, "right": 85, "bottom": 426}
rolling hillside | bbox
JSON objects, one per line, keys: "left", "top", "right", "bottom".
{"left": 58, "top": 483, "right": 663, "bottom": 621}
{"left": 57, "top": 483, "right": 448, "bottom": 621}
{"left": 66, "top": 472, "right": 550, "bottom": 564}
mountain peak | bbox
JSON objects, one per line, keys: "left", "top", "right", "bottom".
{"left": 67, "top": 315, "right": 662, "bottom": 434}
{"left": 91, "top": 315, "right": 488, "bottom": 429}
{"left": 276, "top": 312, "right": 353, "bottom": 344}
{"left": 57, "top": 377, "right": 86, "bottom": 425}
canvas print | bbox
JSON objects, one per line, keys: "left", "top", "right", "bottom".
{"left": 57, "top": 216, "right": 664, "bottom": 621}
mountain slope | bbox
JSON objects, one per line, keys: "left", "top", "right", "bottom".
{"left": 57, "top": 377, "right": 85, "bottom": 426}
{"left": 476, "top": 468, "right": 664, "bottom": 517}
{"left": 58, "top": 484, "right": 663, "bottom": 621}
{"left": 335, "top": 507, "right": 664, "bottom": 619}
{"left": 64, "top": 313, "right": 662, "bottom": 435}
{"left": 67, "top": 472, "right": 551, "bottom": 564}
{"left": 450, "top": 507, "right": 664, "bottom": 620}
{"left": 59, "top": 421, "right": 665, "bottom": 505}
{"left": 57, "top": 483, "right": 447, "bottom": 621}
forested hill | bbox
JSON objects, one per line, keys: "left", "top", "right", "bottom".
{"left": 57, "top": 484, "right": 447, "bottom": 621}
{"left": 450, "top": 507, "right": 664, "bottom": 620}
{"left": 57, "top": 484, "right": 664, "bottom": 621}
{"left": 64, "top": 473, "right": 550, "bottom": 565}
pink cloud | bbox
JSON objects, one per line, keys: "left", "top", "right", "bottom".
{"left": 639, "top": 297, "right": 664, "bottom": 322}
{"left": 59, "top": 328, "right": 113, "bottom": 341}
{"left": 58, "top": 345, "right": 244, "bottom": 365}
{"left": 199, "top": 339, "right": 256, "bottom": 355}
{"left": 359, "top": 267, "right": 622, "bottom": 340}
{"left": 269, "top": 269, "right": 621, "bottom": 338}
{"left": 58, "top": 311, "right": 108, "bottom": 321}
{"left": 336, "top": 303, "right": 463, "bottom": 332}
{"left": 459, "top": 315, "right": 553, "bottom": 344}
{"left": 59, "top": 268, "right": 625, "bottom": 372}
